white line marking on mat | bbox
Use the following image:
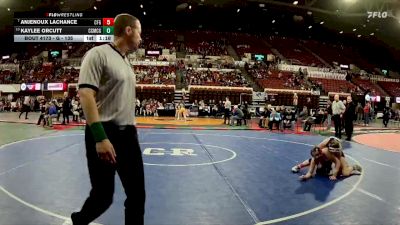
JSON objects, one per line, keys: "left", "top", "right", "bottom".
{"left": 361, "top": 157, "right": 400, "bottom": 170}
{"left": 357, "top": 188, "right": 384, "bottom": 201}
{"left": 0, "top": 185, "right": 103, "bottom": 225}
{"left": 0, "top": 134, "right": 83, "bottom": 152}
{"left": 62, "top": 219, "right": 72, "bottom": 225}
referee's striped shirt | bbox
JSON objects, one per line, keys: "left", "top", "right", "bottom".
{"left": 78, "top": 44, "right": 136, "bottom": 125}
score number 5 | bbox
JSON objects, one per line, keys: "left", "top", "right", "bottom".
{"left": 102, "top": 18, "right": 114, "bottom": 26}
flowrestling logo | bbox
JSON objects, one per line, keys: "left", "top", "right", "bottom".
{"left": 367, "top": 11, "right": 390, "bottom": 19}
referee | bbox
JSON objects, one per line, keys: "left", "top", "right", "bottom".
{"left": 332, "top": 94, "right": 346, "bottom": 139}
{"left": 71, "top": 14, "right": 145, "bottom": 225}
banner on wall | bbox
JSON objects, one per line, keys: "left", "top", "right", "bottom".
{"left": 253, "top": 92, "right": 266, "bottom": 101}
{"left": 145, "top": 50, "right": 161, "bottom": 56}
{"left": 44, "top": 83, "right": 67, "bottom": 91}
{"left": 130, "top": 60, "right": 170, "bottom": 66}
{"left": 20, "top": 83, "right": 41, "bottom": 91}
{"left": 369, "top": 96, "right": 381, "bottom": 102}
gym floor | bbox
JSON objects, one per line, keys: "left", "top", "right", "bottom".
{"left": 0, "top": 120, "right": 399, "bottom": 225}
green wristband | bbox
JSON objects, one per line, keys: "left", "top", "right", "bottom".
{"left": 90, "top": 122, "right": 108, "bottom": 142}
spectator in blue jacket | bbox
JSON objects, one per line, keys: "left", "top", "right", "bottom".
{"left": 46, "top": 102, "right": 58, "bottom": 127}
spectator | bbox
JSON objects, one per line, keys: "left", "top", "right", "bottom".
{"left": 37, "top": 101, "right": 47, "bottom": 126}
{"left": 61, "top": 92, "right": 71, "bottom": 125}
{"left": 230, "top": 105, "right": 244, "bottom": 126}
{"left": 355, "top": 103, "right": 364, "bottom": 124}
{"left": 268, "top": 108, "right": 281, "bottom": 130}
{"left": 332, "top": 94, "right": 346, "bottom": 139}
{"left": 383, "top": 107, "right": 390, "bottom": 128}
{"left": 19, "top": 95, "right": 31, "bottom": 120}
{"left": 223, "top": 97, "right": 232, "bottom": 125}
{"left": 344, "top": 96, "right": 355, "bottom": 141}
{"left": 326, "top": 100, "right": 332, "bottom": 129}
{"left": 46, "top": 102, "right": 58, "bottom": 127}
{"left": 363, "top": 102, "right": 371, "bottom": 126}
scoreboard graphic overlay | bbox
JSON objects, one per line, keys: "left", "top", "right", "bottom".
{"left": 14, "top": 12, "right": 114, "bottom": 42}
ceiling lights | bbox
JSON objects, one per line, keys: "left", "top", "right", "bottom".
{"left": 357, "top": 34, "right": 361, "bottom": 37}
{"left": 237, "top": 8, "right": 240, "bottom": 13}
{"left": 308, "top": 25, "right": 312, "bottom": 29}
{"left": 344, "top": 0, "right": 357, "bottom": 3}
{"left": 370, "top": 33, "right": 374, "bottom": 36}
{"left": 339, "top": 31, "right": 343, "bottom": 34}
{"left": 320, "top": 21, "right": 324, "bottom": 24}
{"left": 293, "top": 1, "right": 298, "bottom": 5}
{"left": 353, "top": 28, "right": 357, "bottom": 31}
{"left": 140, "top": 4, "right": 143, "bottom": 8}
{"left": 272, "top": 20, "right": 275, "bottom": 23}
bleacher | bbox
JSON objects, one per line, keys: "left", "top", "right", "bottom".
{"left": 184, "top": 31, "right": 228, "bottom": 56}
{"left": 0, "top": 70, "right": 16, "bottom": 84}
{"left": 189, "top": 86, "right": 252, "bottom": 105}
{"left": 378, "top": 81, "right": 400, "bottom": 97}
{"left": 353, "top": 78, "right": 386, "bottom": 96}
{"left": 142, "top": 30, "right": 177, "bottom": 52}
{"left": 302, "top": 40, "right": 351, "bottom": 66}
{"left": 184, "top": 69, "right": 249, "bottom": 87}
{"left": 229, "top": 33, "right": 272, "bottom": 57}
{"left": 256, "top": 71, "right": 306, "bottom": 90}
{"left": 268, "top": 37, "right": 323, "bottom": 67}
{"left": 134, "top": 65, "right": 176, "bottom": 85}
{"left": 302, "top": 40, "right": 377, "bottom": 73}
{"left": 310, "top": 78, "right": 357, "bottom": 93}
{"left": 247, "top": 63, "right": 306, "bottom": 90}
{"left": 136, "top": 85, "right": 175, "bottom": 103}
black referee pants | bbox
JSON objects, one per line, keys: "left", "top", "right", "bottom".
{"left": 18, "top": 104, "right": 29, "bottom": 119}
{"left": 224, "top": 108, "right": 231, "bottom": 124}
{"left": 345, "top": 119, "right": 354, "bottom": 140}
{"left": 74, "top": 122, "right": 145, "bottom": 225}
{"left": 332, "top": 114, "right": 342, "bottom": 139}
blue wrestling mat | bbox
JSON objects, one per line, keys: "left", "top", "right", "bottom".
{"left": 0, "top": 129, "right": 399, "bottom": 225}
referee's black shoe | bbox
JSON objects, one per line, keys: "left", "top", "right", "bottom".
{"left": 71, "top": 212, "right": 88, "bottom": 225}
